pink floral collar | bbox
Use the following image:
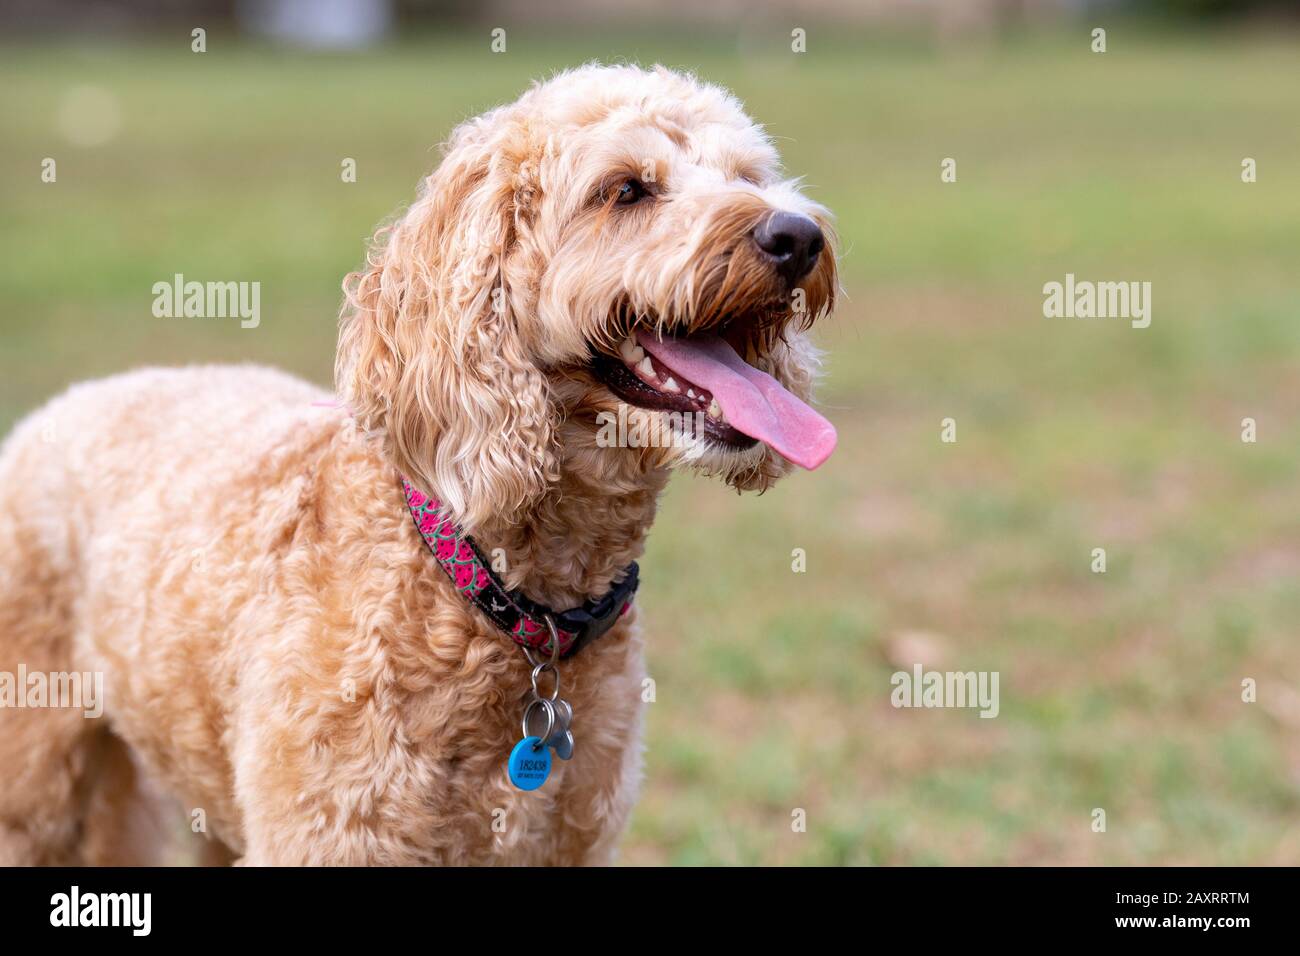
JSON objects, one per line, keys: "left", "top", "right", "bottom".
{"left": 401, "top": 477, "right": 637, "bottom": 659}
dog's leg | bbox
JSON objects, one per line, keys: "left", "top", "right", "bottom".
{"left": 228, "top": 668, "right": 463, "bottom": 866}
{"left": 0, "top": 704, "right": 96, "bottom": 866}
{"left": 74, "top": 727, "right": 237, "bottom": 865}
{"left": 231, "top": 729, "right": 425, "bottom": 866}
{"left": 78, "top": 727, "right": 208, "bottom": 866}
{"left": 0, "top": 427, "right": 97, "bottom": 865}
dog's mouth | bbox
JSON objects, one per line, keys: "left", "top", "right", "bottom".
{"left": 589, "top": 324, "right": 837, "bottom": 470}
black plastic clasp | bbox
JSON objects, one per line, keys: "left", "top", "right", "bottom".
{"left": 555, "top": 562, "right": 639, "bottom": 658}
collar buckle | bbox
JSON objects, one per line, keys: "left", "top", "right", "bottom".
{"left": 552, "top": 562, "right": 639, "bottom": 658}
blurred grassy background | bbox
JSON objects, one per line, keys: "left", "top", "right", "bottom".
{"left": 2, "top": 22, "right": 1299, "bottom": 864}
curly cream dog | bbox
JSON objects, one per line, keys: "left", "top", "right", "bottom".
{"left": 0, "top": 64, "right": 837, "bottom": 865}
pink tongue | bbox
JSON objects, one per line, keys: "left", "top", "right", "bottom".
{"left": 637, "top": 333, "right": 837, "bottom": 470}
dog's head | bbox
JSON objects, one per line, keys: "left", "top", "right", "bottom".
{"left": 338, "top": 64, "right": 838, "bottom": 532}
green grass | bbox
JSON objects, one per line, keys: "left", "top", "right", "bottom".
{"left": 3, "top": 24, "right": 1299, "bottom": 865}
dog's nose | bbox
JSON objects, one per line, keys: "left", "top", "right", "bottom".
{"left": 751, "top": 212, "right": 824, "bottom": 284}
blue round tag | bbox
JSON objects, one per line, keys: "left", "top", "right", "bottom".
{"left": 508, "top": 736, "right": 552, "bottom": 790}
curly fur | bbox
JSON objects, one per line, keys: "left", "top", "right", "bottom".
{"left": 0, "top": 64, "right": 836, "bottom": 865}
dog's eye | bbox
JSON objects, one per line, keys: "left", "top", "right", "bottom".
{"left": 614, "top": 179, "right": 647, "bottom": 206}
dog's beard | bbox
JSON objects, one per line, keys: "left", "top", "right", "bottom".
{"left": 605, "top": 401, "right": 770, "bottom": 480}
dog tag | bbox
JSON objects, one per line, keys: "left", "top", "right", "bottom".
{"left": 508, "top": 737, "right": 552, "bottom": 790}
{"left": 551, "top": 729, "right": 575, "bottom": 761}
{"left": 544, "top": 697, "right": 574, "bottom": 759}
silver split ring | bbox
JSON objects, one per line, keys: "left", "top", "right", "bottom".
{"left": 521, "top": 697, "right": 556, "bottom": 751}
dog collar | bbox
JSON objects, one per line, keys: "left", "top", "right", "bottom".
{"left": 401, "top": 477, "right": 638, "bottom": 658}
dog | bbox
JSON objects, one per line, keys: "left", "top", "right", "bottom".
{"left": 0, "top": 63, "right": 837, "bottom": 865}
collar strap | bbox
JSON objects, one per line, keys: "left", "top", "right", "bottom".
{"left": 401, "top": 477, "right": 638, "bottom": 659}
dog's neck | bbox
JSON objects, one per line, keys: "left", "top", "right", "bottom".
{"left": 470, "top": 432, "right": 670, "bottom": 610}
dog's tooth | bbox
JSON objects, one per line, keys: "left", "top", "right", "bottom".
{"left": 707, "top": 399, "right": 723, "bottom": 420}
{"left": 637, "top": 356, "right": 656, "bottom": 380}
{"left": 618, "top": 337, "right": 638, "bottom": 361}
{"left": 630, "top": 345, "right": 645, "bottom": 363}
{"left": 662, "top": 376, "right": 680, "bottom": 393}
{"left": 686, "top": 388, "right": 696, "bottom": 399}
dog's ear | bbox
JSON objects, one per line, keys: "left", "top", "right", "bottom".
{"left": 337, "top": 111, "right": 556, "bottom": 532}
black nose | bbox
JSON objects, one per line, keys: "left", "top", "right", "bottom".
{"left": 751, "top": 212, "right": 825, "bottom": 283}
